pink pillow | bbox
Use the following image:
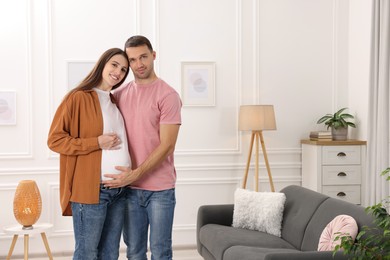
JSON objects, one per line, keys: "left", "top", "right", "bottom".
{"left": 318, "top": 215, "right": 358, "bottom": 251}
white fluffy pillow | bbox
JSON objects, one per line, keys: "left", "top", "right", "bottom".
{"left": 232, "top": 188, "right": 286, "bottom": 237}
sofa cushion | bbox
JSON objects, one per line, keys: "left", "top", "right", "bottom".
{"left": 224, "top": 246, "right": 300, "bottom": 260}
{"left": 280, "top": 185, "right": 329, "bottom": 250}
{"left": 318, "top": 215, "right": 358, "bottom": 251}
{"left": 301, "top": 197, "right": 374, "bottom": 251}
{"left": 199, "top": 224, "right": 296, "bottom": 260}
{"left": 225, "top": 246, "right": 349, "bottom": 260}
{"left": 232, "top": 188, "right": 286, "bottom": 237}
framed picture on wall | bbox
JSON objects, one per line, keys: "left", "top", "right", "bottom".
{"left": 0, "top": 91, "right": 16, "bottom": 125}
{"left": 181, "top": 62, "right": 216, "bottom": 107}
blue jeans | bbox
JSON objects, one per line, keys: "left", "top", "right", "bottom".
{"left": 71, "top": 186, "right": 126, "bottom": 260}
{"left": 123, "top": 188, "right": 176, "bottom": 260}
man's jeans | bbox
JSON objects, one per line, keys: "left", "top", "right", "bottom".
{"left": 124, "top": 188, "right": 176, "bottom": 260}
{"left": 71, "top": 186, "right": 126, "bottom": 260}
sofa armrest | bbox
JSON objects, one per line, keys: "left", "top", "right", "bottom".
{"left": 197, "top": 204, "right": 234, "bottom": 228}
{"left": 196, "top": 204, "right": 234, "bottom": 254}
{"left": 264, "top": 250, "right": 348, "bottom": 260}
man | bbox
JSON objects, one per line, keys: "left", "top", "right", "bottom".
{"left": 103, "top": 35, "right": 182, "bottom": 260}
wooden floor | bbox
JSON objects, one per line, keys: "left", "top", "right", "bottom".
{"left": 12, "top": 248, "right": 203, "bottom": 260}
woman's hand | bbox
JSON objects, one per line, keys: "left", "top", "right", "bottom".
{"left": 98, "top": 133, "right": 121, "bottom": 150}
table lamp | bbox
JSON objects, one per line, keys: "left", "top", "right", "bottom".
{"left": 239, "top": 105, "right": 276, "bottom": 192}
{"left": 13, "top": 180, "right": 42, "bottom": 229}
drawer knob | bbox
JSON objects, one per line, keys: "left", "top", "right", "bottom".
{"left": 337, "top": 192, "right": 346, "bottom": 197}
{"left": 337, "top": 152, "right": 347, "bottom": 157}
{"left": 337, "top": 172, "right": 347, "bottom": 177}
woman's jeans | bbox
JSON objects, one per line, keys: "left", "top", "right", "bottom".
{"left": 123, "top": 188, "right": 176, "bottom": 260}
{"left": 71, "top": 186, "right": 126, "bottom": 260}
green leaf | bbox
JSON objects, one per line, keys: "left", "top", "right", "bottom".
{"left": 335, "top": 107, "right": 348, "bottom": 115}
{"left": 316, "top": 115, "right": 333, "bottom": 124}
{"left": 340, "top": 112, "right": 354, "bottom": 117}
{"left": 356, "top": 230, "right": 366, "bottom": 240}
{"left": 317, "top": 107, "right": 356, "bottom": 128}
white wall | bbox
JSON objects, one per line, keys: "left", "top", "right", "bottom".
{"left": 0, "top": 0, "right": 372, "bottom": 256}
{"left": 348, "top": 0, "right": 372, "bottom": 140}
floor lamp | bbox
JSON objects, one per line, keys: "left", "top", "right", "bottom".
{"left": 239, "top": 105, "right": 276, "bottom": 192}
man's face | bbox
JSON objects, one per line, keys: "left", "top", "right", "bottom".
{"left": 126, "top": 45, "right": 156, "bottom": 83}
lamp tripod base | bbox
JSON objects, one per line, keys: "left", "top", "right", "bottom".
{"left": 242, "top": 131, "right": 275, "bottom": 192}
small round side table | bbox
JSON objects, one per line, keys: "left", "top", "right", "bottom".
{"left": 3, "top": 223, "right": 53, "bottom": 260}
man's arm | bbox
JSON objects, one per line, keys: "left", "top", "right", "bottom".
{"left": 102, "top": 124, "right": 180, "bottom": 188}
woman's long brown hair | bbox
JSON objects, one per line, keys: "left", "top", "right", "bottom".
{"left": 65, "top": 48, "right": 129, "bottom": 100}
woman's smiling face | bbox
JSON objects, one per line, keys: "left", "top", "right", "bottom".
{"left": 99, "top": 54, "right": 129, "bottom": 91}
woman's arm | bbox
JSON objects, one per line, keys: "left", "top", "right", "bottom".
{"left": 47, "top": 97, "right": 120, "bottom": 155}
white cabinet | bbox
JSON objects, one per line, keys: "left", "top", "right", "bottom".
{"left": 301, "top": 140, "right": 366, "bottom": 204}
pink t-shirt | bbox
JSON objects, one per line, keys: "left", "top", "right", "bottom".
{"left": 114, "top": 78, "right": 182, "bottom": 190}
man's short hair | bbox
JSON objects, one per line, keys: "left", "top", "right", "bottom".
{"left": 124, "top": 35, "right": 153, "bottom": 52}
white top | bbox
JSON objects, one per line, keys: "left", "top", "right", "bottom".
{"left": 94, "top": 88, "right": 131, "bottom": 180}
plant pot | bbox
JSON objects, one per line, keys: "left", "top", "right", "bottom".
{"left": 13, "top": 180, "right": 42, "bottom": 229}
{"left": 331, "top": 127, "right": 348, "bottom": 141}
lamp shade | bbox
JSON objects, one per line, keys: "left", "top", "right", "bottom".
{"left": 239, "top": 105, "right": 276, "bottom": 131}
{"left": 13, "top": 180, "right": 42, "bottom": 229}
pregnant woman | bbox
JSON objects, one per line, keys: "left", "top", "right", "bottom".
{"left": 47, "top": 48, "right": 130, "bottom": 260}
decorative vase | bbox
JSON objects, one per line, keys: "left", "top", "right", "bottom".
{"left": 331, "top": 127, "right": 348, "bottom": 141}
{"left": 13, "top": 180, "right": 42, "bottom": 230}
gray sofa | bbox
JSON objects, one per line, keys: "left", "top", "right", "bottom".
{"left": 197, "top": 185, "right": 375, "bottom": 260}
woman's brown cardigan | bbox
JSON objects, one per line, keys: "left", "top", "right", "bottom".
{"left": 48, "top": 90, "right": 103, "bottom": 216}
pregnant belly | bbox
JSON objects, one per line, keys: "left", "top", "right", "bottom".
{"left": 101, "top": 149, "right": 131, "bottom": 180}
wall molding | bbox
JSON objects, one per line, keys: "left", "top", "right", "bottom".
{"left": 47, "top": 0, "right": 54, "bottom": 156}
{"left": 47, "top": 182, "right": 73, "bottom": 236}
{"left": 0, "top": 157, "right": 302, "bottom": 175}
{"left": 0, "top": 0, "right": 33, "bottom": 160}
{"left": 177, "top": 175, "right": 300, "bottom": 185}
{"left": 176, "top": 147, "right": 301, "bottom": 156}
{"left": 135, "top": 0, "right": 141, "bottom": 34}
{"left": 176, "top": 147, "right": 241, "bottom": 156}
{"left": 254, "top": 0, "right": 260, "bottom": 102}
{"left": 0, "top": 183, "right": 18, "bottom": 190}
{"left": 332, "top": 0, "right": 338, "bottom": 110}
{"left": 0, "top": 167, "right": 57, "bottom": 176}
{"left": 170, "top": 0, "right": 242, "bottom": 155}
{"left": 153, "top": 0, "right": 160, "bottom": 74}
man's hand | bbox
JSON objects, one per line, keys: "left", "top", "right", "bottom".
{"left": 102, "top": 166, "right": 140, "bottom": 188}
{"left": 102, "top": 124, "right": 180, "bottom": 188}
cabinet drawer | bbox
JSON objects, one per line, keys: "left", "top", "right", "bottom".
{"left": 322, "top": 146, "right": 361, "bottom": 165}
{"left": 322, "top": 165, "right": 361, "bottom": 185}
{"left": 322, "top": 185, "right": 361, "bottom": 204}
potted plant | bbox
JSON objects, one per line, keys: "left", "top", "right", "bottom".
{"left": 317, "top": 107, "right": 356, "bottom": 140}
{"left": 333, "top": 168, "right": 390, "bottom": 259}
